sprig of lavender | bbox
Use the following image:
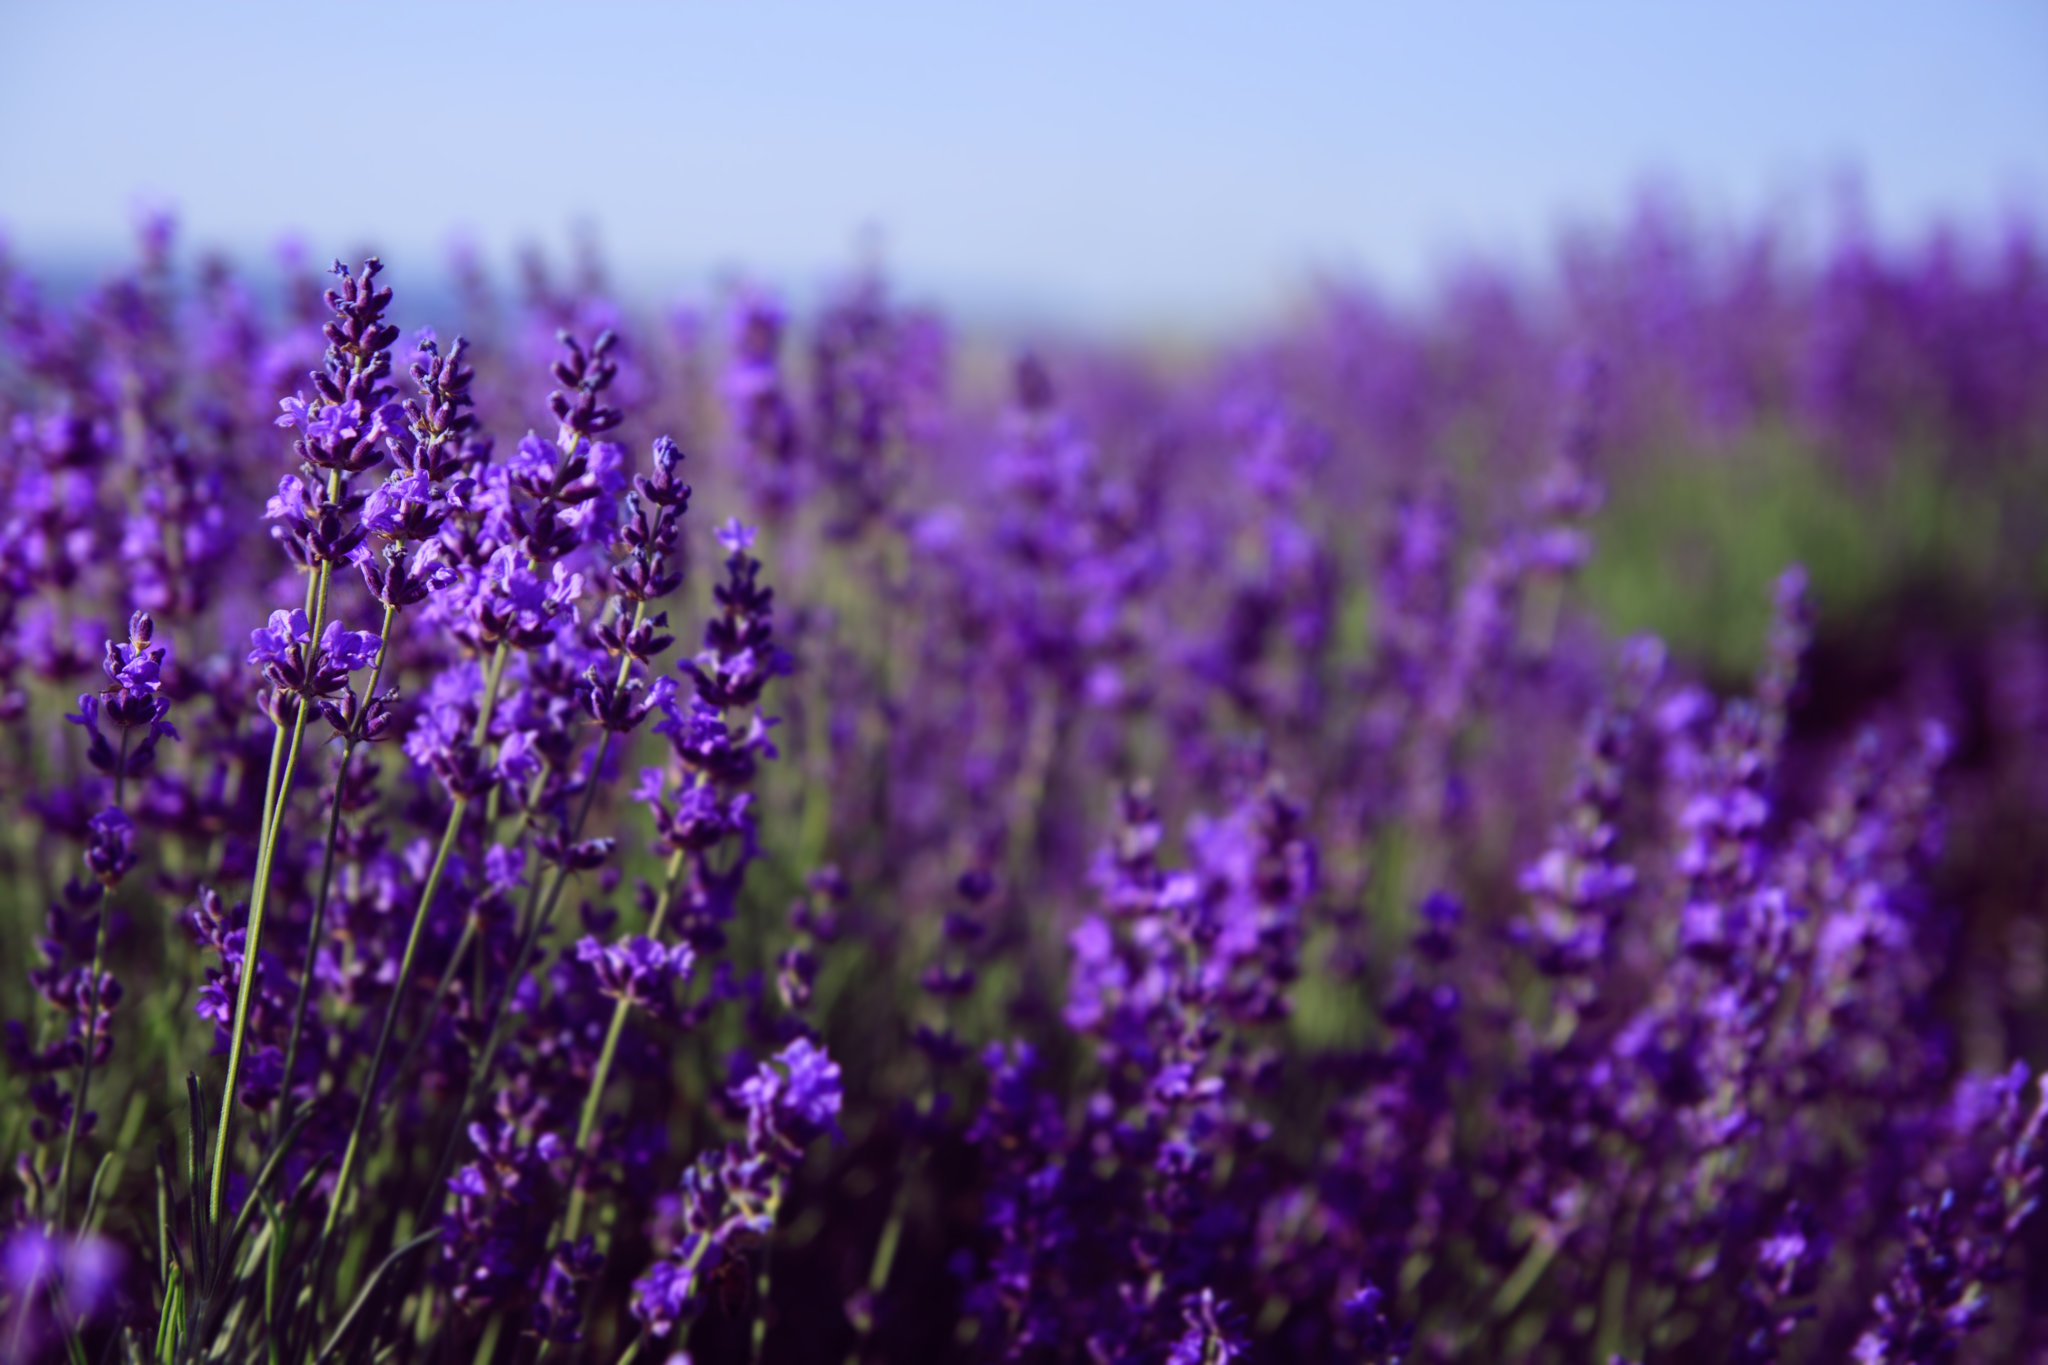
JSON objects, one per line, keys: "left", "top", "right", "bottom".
{"left": 210, "top": 257, "right": 397, "bottom": 1237}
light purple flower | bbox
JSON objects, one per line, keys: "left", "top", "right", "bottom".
{"left": 361, "top": 469, "right": 434, "bottom": 537}
{"left": 264, "top": 474, "right": 313, "bottom": 524}
{"left": 248, "top": 608, "right": 311, "bottom": 667}
{"left": 734, "top": 1037, "right": 843, "bottom": 1145}
{"left": 715, "top": 517, "right": 757, "bottom": 553}
{"left": 2, "top": 1225, "right": 123, "bottom": 1322}
{"left": 318, "top": 621, "right": 382, "bottom": 672}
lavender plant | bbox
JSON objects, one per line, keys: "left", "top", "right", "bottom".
{"left": 1, "top": 204, "right": 2046, "bottom": 1363}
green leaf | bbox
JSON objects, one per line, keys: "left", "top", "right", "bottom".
{"left": 313, "top": 1230, "right": 438, "bottom": 1365}
{"left": 81, "top": 1151, "right": 118, "bottom": 1232}
{"left": 155, "top": 1263, "right": 185, "bottom": 1365}
{"left": 184, "top": 1074, "right": 210, "bottom": 1297}
{"left": 218, "top": 1112, "right": 312, "bottom": 1282}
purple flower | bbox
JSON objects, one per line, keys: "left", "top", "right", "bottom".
{"left": 476, "top": 545, "right": 583, "bottom": 644}
{"left": 2, "top": 1225, "right": 124, "bottom": 1330}
{"left": 629, "top": 1256, "right": 695, "bottom": 1339}
{"left": 317, "top": 620, "right": 382, "bottom": 672}
{"left": 715, "top": 517, "right": 756, "bottom": 552}
{"left": 530, "top": 1236, "right": 603, "bottom": 1343}
{"left": 495, "top": 729, "right": 544, "bottom": 787}
{"left": 575, "top": 935, "right": 693, "bottom": 1009}
{"left": 734, "top": 1037, "right": 843, "bottom": 1149}
{"left": 1341, "top": 1283, "right": 1407, "bottom": 1362}
{"left": 437, "top": 1104, "right": 567, "bottom": 1316}
{"left": 509, "top": 431, "right": 562, "bottom": 487}
{"left": 1166, "top": 1289, "right": 1243, "bottom": 1365}
{"left": 629, "top": 1040, "right": 842, "bottom": 1341}
{"left": 84, "top": 806, "right": 136, "bottom": 883}
{"left": 5, "top": 211, "right": 2047, "bottom": 1365}
{"left": 248, "top": 608, "right": 311, "bottom": 667}
{"left": 360, "top": 468, "right": 434, "bottom": 538}
{"left": 63, "top": 613, "right": 178, "bottom": 775}
{"left": 483, "top": 845, "right": 527, "bottom": 891}
{"left": 1852, "top": 1066, "right": 2048, "bottom": 1364}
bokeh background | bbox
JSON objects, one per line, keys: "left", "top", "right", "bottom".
{"left": 10, "top": 1, "right": 2045, "bottom": 674}
{"left": 4, "top": 2, "right": 2043, "bottom": 329}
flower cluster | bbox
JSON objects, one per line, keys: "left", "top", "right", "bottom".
{"left": 630, "top": 1039, "right": 843, "bottom": 1338}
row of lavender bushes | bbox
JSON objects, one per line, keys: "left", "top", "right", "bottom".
{"left": 2, "top": 201, "right": 2047, "bottom": 1363}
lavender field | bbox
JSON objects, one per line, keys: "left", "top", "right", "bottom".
{"left": 2, "top": 202, "right": 2048, "bottom": 1364}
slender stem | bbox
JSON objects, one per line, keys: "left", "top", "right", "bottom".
{"left": 844, "top": 1155, "right": 916, "bottom": 1364}
{"left": 387, "top": 917, "right": 476, "bottom": 1109}
{"left": 430, "top": 731, "right": 612, "bottom": 1161}
{"left": 54, "top": 725, "right": 128, "bottom": 1229}
{"left": 250, "top": 689, "right": 291, "bottom": 880}
{"left": 53, "top": 902, "right": 111, "bottom": 1229}
{"left": 661, "top": 1232, "right": 719, "bottom": 1357}
{"left": 470, "top": 1311, "right": 504, "bottom": 1365}
{"left": 295, "top": 639, "right": 510, "bottom": 1363}
{"left": 317, "top": 642, "right": 510, "bottom": 1249}
{"left": 318, "top": 800, "right": 464, "bottom": 1225}
{"left": 274, "top": 598, "right": 404, "bottom": 1148}
{"left": 872, "top": 1192, "right": 907, "bottom": 1286}
{"left": 422, "top": 616, "right": 649, "bottom": 1230}
{"left": 561, "top": 848, "right": 687, "bottom": 1243}
{"left": 1489, "top": 1228, "right": 1560, "bottom": 1322}
{"left": 248, "top": 716, "right": 292, "bottom": 933}
{"left": 211, "top": 693, "right": 314, "bottom": 1234}
{"left": 751, "top": 1231, "right": 776, "bottom": 1363}
{"left": 210, "top": 545, "right": 338, "bottom": 1233}
{"left": 269, "top": 771, "right": 349, "bottom": 1146}
{"left": 251, "top": 543, "right": 330, "bottom": 885}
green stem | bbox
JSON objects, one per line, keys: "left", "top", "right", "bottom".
{"left": 871, "top": 1198, "right": 905, "bottom": 1290}
{"left": 210, "top": 544, "right": 338, "bottom": 1235}
{"left": 388, "top": 917, "right": 476, "bottom": 1107}
{"left": 54, "top": 870, "right": 116, "bottom": 1230}
{"left": 844, "top": 1149, "right": 919, "bottom": 1365}
{"left": 316, "top": 802, "right": 464, "bottom": 1231}
{"left": 1489, "top": 1229, "right": 1560, "bottom": 1322}
{"left": 560, "top": 849, "right": 687, "bottom": 1244}
{"left": 55, "top": 724, "right": 132, "bottom": 1230}
{"left": 275, "top": 599, "right": 403, "bottom": 1149}
{"left": 469, "top": 1310, "right": 504, "bottom": 1365}
{"left": 310, "top": 641, "right": 509, "bottom": 1308}
{"left": 251, "top": 693, "right": 291, "bottom": 879}
{"left": 438, "top": 606, "right": 650, "bottom": 1240}
{"left": 250, "top": 526, "right": 331, "bottom": 875}
{"left": 425, "top": 724, "right": 615, "bottom": 1195}
{"left": 751, "top": 1233, "right": 775, "bottom": 1363}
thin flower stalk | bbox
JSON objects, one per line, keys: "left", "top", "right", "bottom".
{"left": 313, "top": 637, "right": 510, "bottom": 1245}
{"left": 209, "top": 528, "right": 339, "bottom": 1234}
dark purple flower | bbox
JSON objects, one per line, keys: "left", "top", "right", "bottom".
{"left": 575, "top": 935, "right": 693, "bottom": 1010}
{"left": 734, "top": 1037, "right": 843, "bottom": 1150}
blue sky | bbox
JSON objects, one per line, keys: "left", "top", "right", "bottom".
{"left": 2, "top": 2, "right": 2043, "bottom": 328}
